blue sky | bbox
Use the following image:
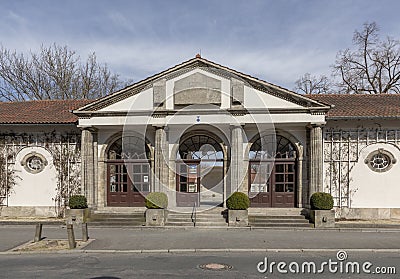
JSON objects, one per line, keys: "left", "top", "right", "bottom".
{"left": 1, "top": 0, "right": 400, "bottom": 90}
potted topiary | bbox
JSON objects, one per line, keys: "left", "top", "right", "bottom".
{"left": 309, "top": 192, "right": 335, "bottom": 228}
{"left": 145, "top": 192, "right": 168, "bottom": 226}
{"left": 65, "top": 195, "right": 89, "bottom": 225}
{"left": 226, "top": 192, "right": 250, "bottom": 227}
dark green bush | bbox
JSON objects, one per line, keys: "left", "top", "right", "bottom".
{"left": 226, "top": 192, "right": 250, "bottom": 210}
{"left": 145, "top": 192, "right": 168, "bottom": 209}
{"left": 68, "top": 195, "right": 88, "bottom": 209}
{"left": 310, "top": 192, "right": 334, "bottom": 210}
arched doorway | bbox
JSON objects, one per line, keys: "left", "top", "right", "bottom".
{"left": 176, "top": 134, "right": 224, "bottom": 207}
{"left": 249, "top": 134, "right": 297, "bottom": 207}
{"left": 106, "top": 136, "right": 151, "bottom": 207}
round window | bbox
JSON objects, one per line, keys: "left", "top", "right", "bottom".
{"left": 369, "top": 153, "right": 390, "bottom": 170}
{"left": 21, "top": 152, "right": 48, "bottom": 174}
{"left": 365, "top": 149, "right": 396, "bottom": 173}
{"left": 26, "top": 156, "right": 45, "bottom": 172}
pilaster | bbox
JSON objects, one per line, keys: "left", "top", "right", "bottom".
{"left": 154, "top": 125, "right": 169, "bottom": 192}
{"left": 308, "top": 124, "right": 323, "bottom": 203}
{"left": 230, "top": 124, "right": 245, "bottom": 194}
{"left": 80, "top": 126, "right": 98, "bottom": 208}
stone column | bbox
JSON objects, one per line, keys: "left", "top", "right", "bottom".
{"left": 154, "top": 126, "right": 169, "bottom": 192}
{"left": 81, "top": 127, "right": 97, "bottom": 208}
{"left": 294, "top": 143, "right": 304, "bottom": 208}
{"left": 230, "top": 125, "right": 245, "bottom": 194}
{"left": 308, "top": 124, "right": 323, "bottom": 201}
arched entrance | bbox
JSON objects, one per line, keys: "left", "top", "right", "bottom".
{"left": 249, "top": 134, "right": 297, "bottom": 208}
{"left": 106, "top": 136, "right": 151, "bottom": 207}
{"left": 176, "top": 134, "right": 224, "bottom": 207}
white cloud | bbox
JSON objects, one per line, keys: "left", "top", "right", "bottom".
{"left": 1, "top": 0, "right": 400, "bottom": 91}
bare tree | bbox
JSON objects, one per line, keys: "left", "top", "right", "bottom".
{"left": 0, "top": 44, "right": 122, "bottom": 101}
{"left": 333, "top": 22, "right": 400, "bottom": 94}
{"left": 294, "top": 73, "right": 331, "bottom": 94}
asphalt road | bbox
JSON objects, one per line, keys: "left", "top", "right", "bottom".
{"left": 0, "top": 251, "right": 398, "bottom": 279}
{"left": 1, "top": 225, "right": 400, "bottom": 278}
{"left": 2, "top": 225, "right": 400, "bottom": 252}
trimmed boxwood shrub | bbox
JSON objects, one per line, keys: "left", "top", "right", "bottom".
{"left": 310, "top": 192, "right": 334, "bottom": 210}
{"left": 226, "top": 192, "right": 250, "bottom": 210}
{"left": 68, "top": 195, "right": 88, "bottom": 209}
{"left": 145, "top": 192, "right": 168, "bottom": 209}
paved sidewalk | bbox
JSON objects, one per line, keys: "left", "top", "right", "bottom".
{"left": 1, "top": 225, "right": 400, "bottom": 253}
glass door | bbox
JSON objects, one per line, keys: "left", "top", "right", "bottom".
{"left": 176, "top": 162, "right": 200, "bottom": 207}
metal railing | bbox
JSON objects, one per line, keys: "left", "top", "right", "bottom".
{"left": 191, "top": 202, "right": 197, "bottom": 227}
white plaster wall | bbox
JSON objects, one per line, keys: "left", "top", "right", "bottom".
{"left": 8, "top": 146, "right": 57, "bottom": 206}
{"left": 350, "top": 143, "right": 400, "bottom": 208}
{"left": 244, "top": 86, "right": 303, "bottom": 109}
{"left": 98, "top": 88, "right": 153, "bottom": 112}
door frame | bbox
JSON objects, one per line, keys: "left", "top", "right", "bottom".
{"left": 248, "top": 159, "right": 297, "bottom": 208}
{"left": 175, "top": 159, "right": 224, "bottom": 207}
{"left": 106, "top": 159, "right": 151, "bottom": 207}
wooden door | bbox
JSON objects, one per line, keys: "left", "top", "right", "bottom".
{"left": 249, "top": 160, "right": 296, "bottom": 208}
{"left": 107, "top": 162, "right": 150, "bottom": 207}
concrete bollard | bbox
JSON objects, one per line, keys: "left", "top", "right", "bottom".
{"left": 34, "top": 223, "right": 43, "bottom": 242}
{"left": 67, "top": 224, "right": 76, "bottom": 249}
{"left": 82, "top": 223, "right": 89, "bottom": 242}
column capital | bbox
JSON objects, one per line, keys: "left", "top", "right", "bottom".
{"left": 229, "top": 123, "right": 245, "bottom": 130}
{"left": 78, "top": 125, "right": 98, "bottom": 133}
{"left": 152, "top": 125, "right": 169, "bottom": 132}
{"left": 307, "top": 123, "right": 325, "bottom": 129}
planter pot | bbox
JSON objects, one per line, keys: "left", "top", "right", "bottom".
{"left": 310, "top": 209, "right": 335, "bottom": 228}
{"left": 146, "top": 208, "right": 166, "bottom": 226}
{"left": 65, "top": 208, "right": 90, "bottom": 225}
{"left": 228, "top": 209, "right": 248, "bottom": 227}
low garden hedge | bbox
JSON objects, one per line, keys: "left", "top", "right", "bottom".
{"left": 226, "top": 192, "right": 250, "bottom": 210}
{"left": 68, "top": 195, "right": 88, "bottom": 209}
{"left": 145, "top": 192, "right": 168, "bottom": 209}
{"left": 310, "top": 192, "right": 334, "bottom": 210}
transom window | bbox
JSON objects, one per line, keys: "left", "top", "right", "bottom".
{"left": 249, "top": 134, "right": 296, "bottom": 160}
{"left": 108, "top": 136, "right": 150, "bottom": 160}
{"left": 177, "top": 135, "right": 223, "bottom": 160}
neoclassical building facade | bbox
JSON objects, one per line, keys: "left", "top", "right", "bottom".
{"left": 1, "top": 56, "right": 399, "bottom": 219}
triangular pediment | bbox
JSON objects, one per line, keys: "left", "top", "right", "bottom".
{"left": 74, "top": 56, "right": 330, "bottom": 115}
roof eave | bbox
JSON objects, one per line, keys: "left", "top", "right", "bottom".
{"left": 327, "top": 116, "right": 400, "bottom": 120}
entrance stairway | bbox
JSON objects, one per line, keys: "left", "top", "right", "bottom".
{"left": 248, "top": 208, "right": 312, "bottom": 228}
{"left": 166, "top": 207, "right": 227, "bottom": 227}
{"left": 88, "top": 209, "right": 145, "bottom": 227}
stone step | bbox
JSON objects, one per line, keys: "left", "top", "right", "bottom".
{"left": 165, "top": 222, "right": 194, "bottom": 227}
{"left": 88, "top": 212, "right": 145, "bottom": 226}
{"left": 248, "top": 208, "right": 305, "bottom": 216}
{"left": 195, "top": 223, "right": 227, "bottom": 227}
{"left": 167, "top": 215, "right": 224, "bottom": 220}
{"left": 249, "top": 213, "right": 310, "bottom": 228}
{"left": 250, "top": 218, "right": 310, "bottom": 224}
{"left": 249, "top": 215, "right": 305, "bottom": 220}
{"left": 89, "top": 216, "right": 145, "bottom": 221}
{"left": 89, "top": 221, "right": 145, "bottom": 227}
{"left": 166, "top": 209, "right": 227, "bottom": 226}
{"left": 251, "top": 222, "right": 312, "bottom": 228}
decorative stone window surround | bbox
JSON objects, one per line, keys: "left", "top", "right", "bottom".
{"left": 365, "top": 149, "right": 396, "bottom": 173}
{"left": 21, "top": 152, "right": 48, "bottom": 174}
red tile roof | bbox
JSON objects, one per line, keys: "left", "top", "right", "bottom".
{"left": 306, "top": 94, "right": 400, "bottom": 119}
{"left": 0, "top": 99, "right": 93, "bottom": 124}
{"left": 1, "top": 94, "right": 399, "bottom": 124}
